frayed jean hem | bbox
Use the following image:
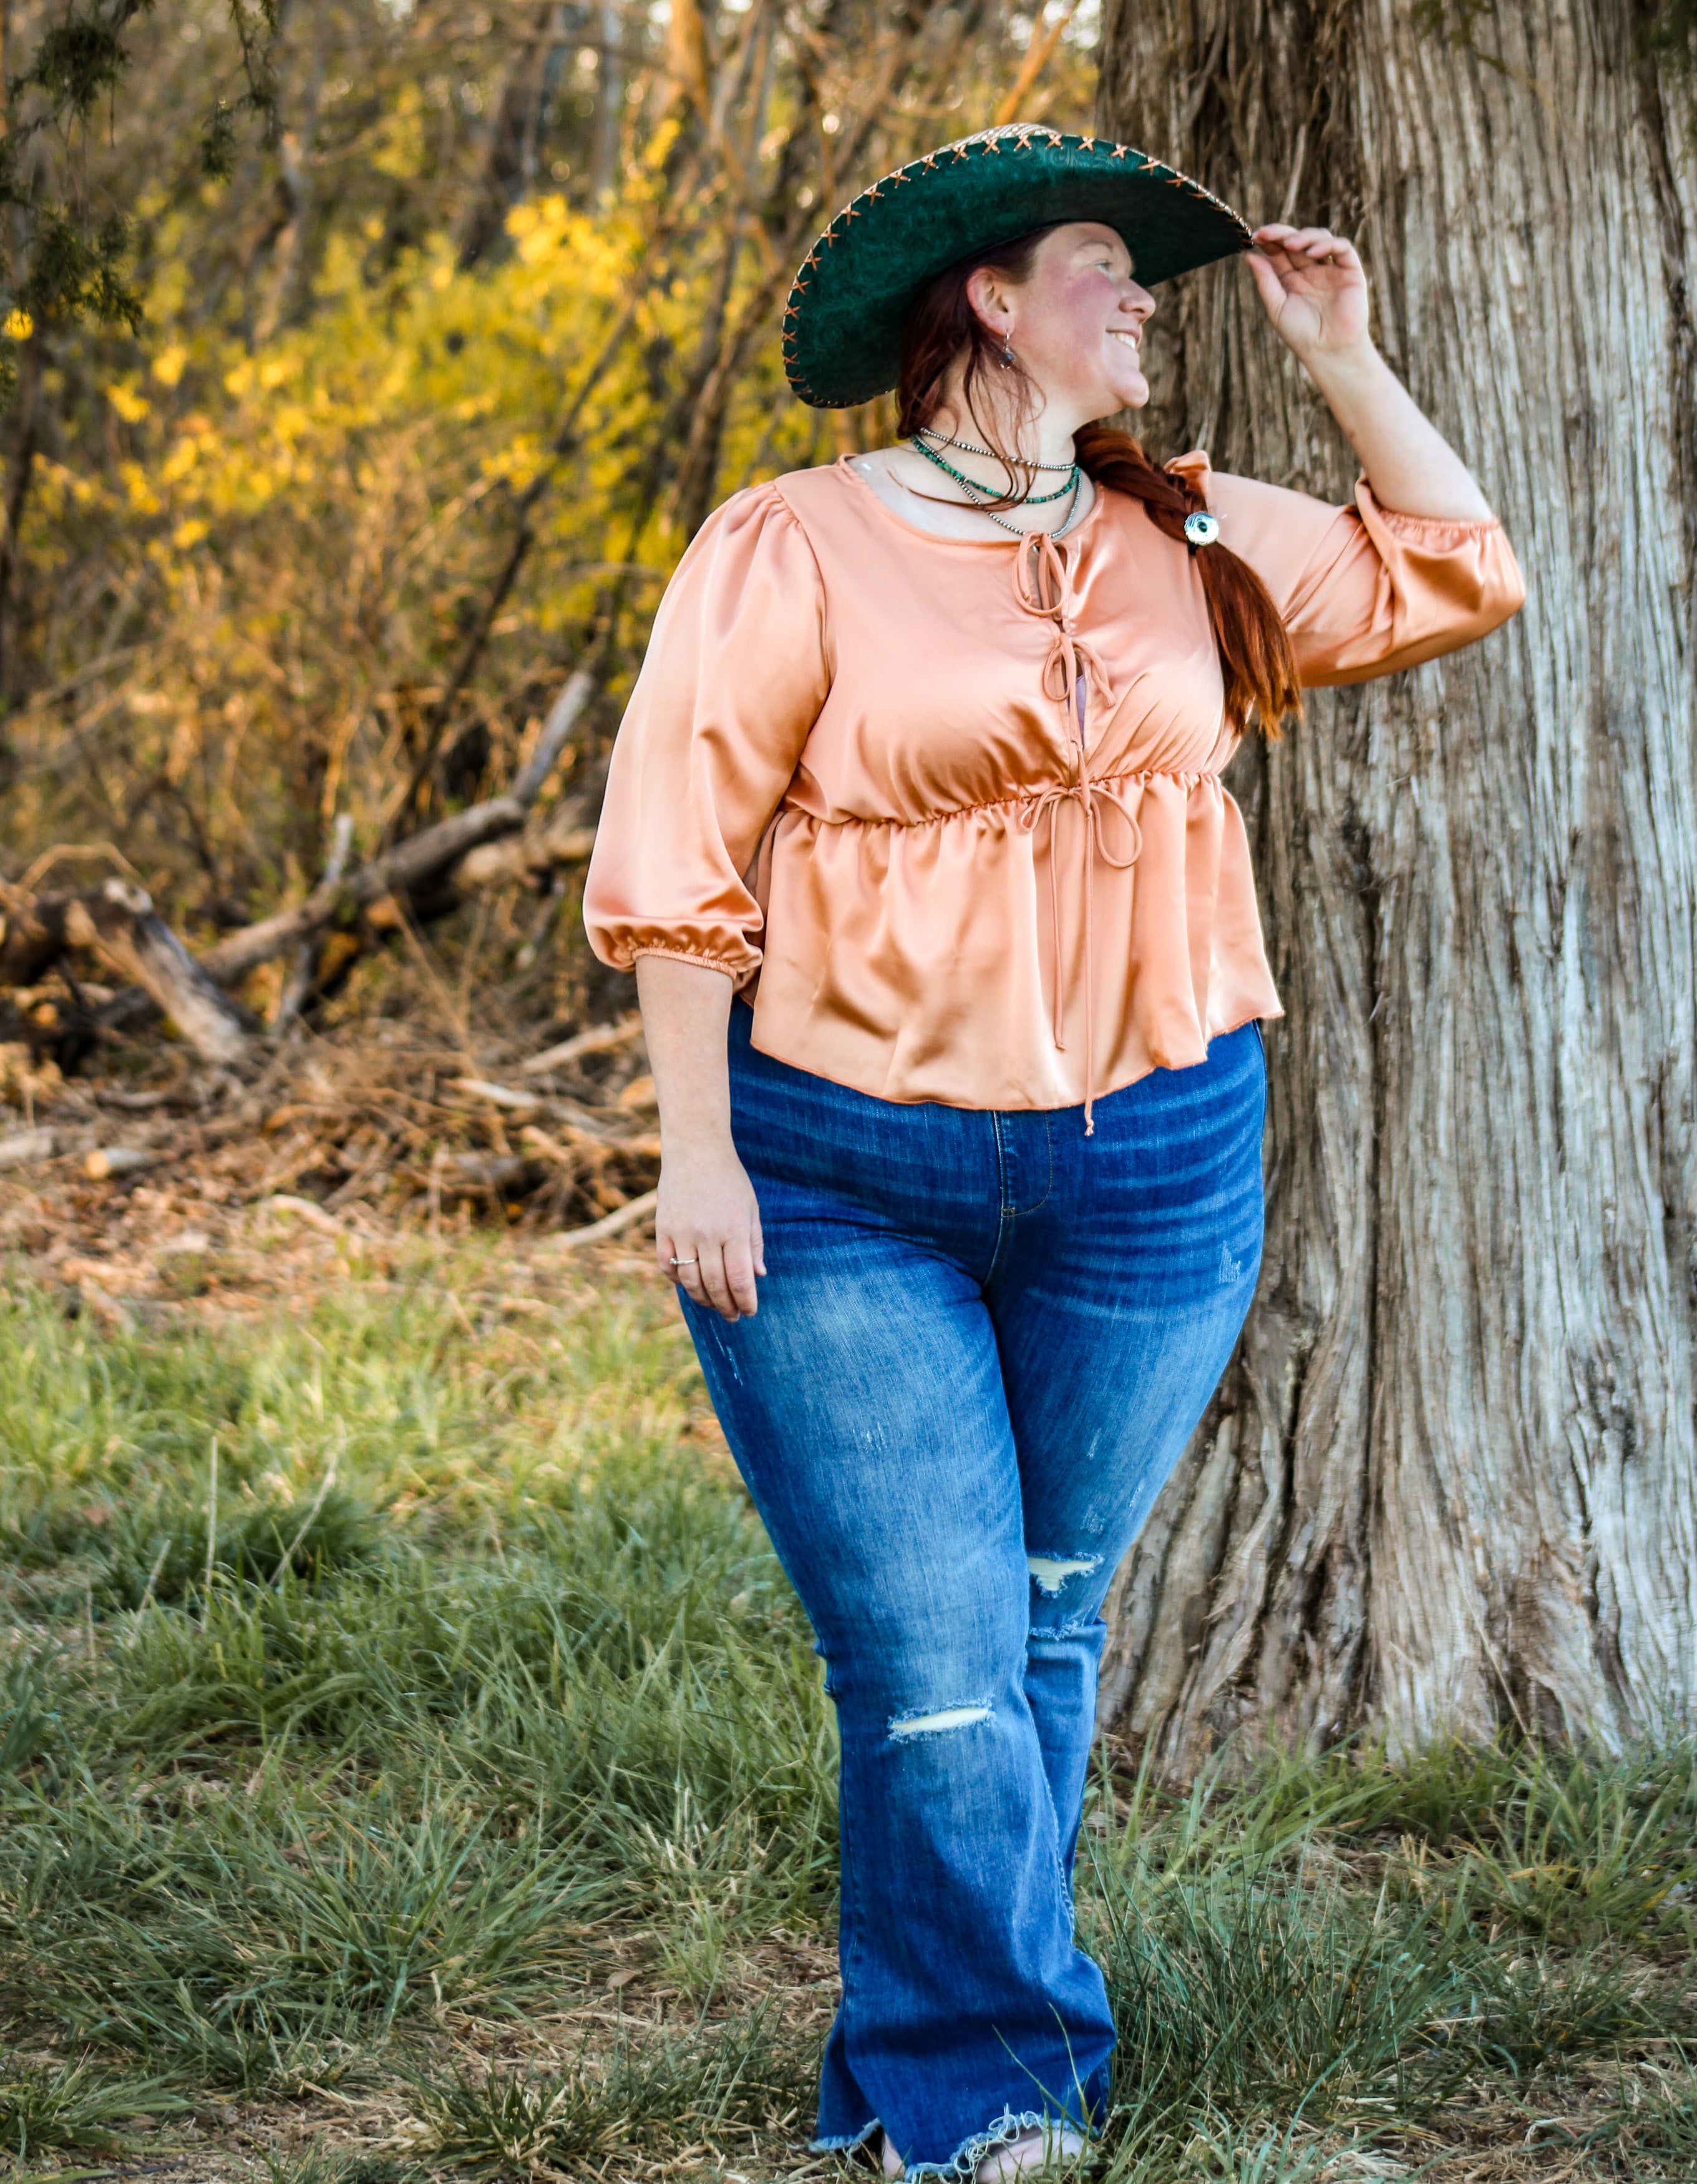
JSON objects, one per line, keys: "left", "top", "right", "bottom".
{"left": 810, "top": 2118, "right": 879, "bottom": 2157}
{"left": 827, "top": 2107, "right": 1067, "bottom": 2181}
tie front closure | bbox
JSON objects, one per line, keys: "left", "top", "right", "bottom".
{"left": 1013, "top": 531, "right": 1140, "bottom": 1135}
{"left": 1013, "top": 529, "right": 1112, "bottom": 723}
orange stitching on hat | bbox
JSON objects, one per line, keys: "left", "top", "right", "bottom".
{"left": 1111, "top": 144, "right": 1127, "bottom": 158}
{"left": 982, "top": 137, "right": 1001, "bottom": 152}
{"left": 951, "top": 144, "right": 972, "bottom": 160}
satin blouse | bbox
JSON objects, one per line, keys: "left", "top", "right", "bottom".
{"left": 584, "top": 452, "right": 1524, "bottom": 1117}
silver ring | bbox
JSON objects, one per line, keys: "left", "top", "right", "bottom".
{"left": 669, "top": 1255, "right": 699, "bottom": 1267}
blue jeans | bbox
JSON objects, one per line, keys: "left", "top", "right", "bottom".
{"left": 681, "top": 1003, "right": 1267, "bottom": 2178}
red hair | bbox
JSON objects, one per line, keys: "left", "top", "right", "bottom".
{"left": 896, "top": 230, "right": 1301, "bottom": 738}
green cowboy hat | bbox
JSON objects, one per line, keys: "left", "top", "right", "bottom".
{"left": 782, "top": 123, "right": 1252, "bottom": 410}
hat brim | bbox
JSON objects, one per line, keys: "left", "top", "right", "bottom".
{"left": 782, "top": 125, "right": 1252, "bottom": 410}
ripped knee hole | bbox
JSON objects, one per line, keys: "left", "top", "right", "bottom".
{"left": 1026, "top": 1553, "right": 1100, "bottom": 1595}
{"left": 888, "top": 1702, "right": 992, "bottom": 1740}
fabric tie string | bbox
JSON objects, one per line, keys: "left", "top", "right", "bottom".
{"left": 1013, "top": 530, "right": 1112, "bottom": 723}
{"left": 1013, "top": 533, "right": 1139, "bottom": 1135}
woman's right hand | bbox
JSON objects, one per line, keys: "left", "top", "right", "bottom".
{"left": 656, "top": 1134, "right": 765, "bottom": 1320}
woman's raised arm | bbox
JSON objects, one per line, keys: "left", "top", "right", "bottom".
{"left": 1246, "top": 223, "right": 1494, "bottom": 524}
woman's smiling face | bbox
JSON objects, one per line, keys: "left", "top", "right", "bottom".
{"left": 966, "top": 221, "right": 1157, "bottom": 421}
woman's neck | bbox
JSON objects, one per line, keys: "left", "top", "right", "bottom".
{"left": 922, "top": 398, "right": 1082, "bottom": 481}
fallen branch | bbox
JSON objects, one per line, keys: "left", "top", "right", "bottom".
{"left": 547, "top": 1186, "right": 659, "bottom": 1249}
{"left": 517, "top": 1013, "right": 642, "bottom": 1076}
{"left": 449, "top": 802, "right": 597, "bottom": 896}
{"left": 203, "top": 668, "right": 593, "bottom": 985}
{"left": 1, "top": 671, "right": 597, "bottom": 1056}
{"left": 275, "top": 812, "right": 354, "bottom": 1027}
{"left": 256, "top": 1192, "right": 344, "bottom": 1236}
{"left": 85, "top": 1144, "right": 163, "bottom": 1179}
{"left": 89, "top": 882, "right": 258, "bottom": 1065}
{"left": 1, "top": 880, "right": 258, "bottom": 1065}
{"left": 451, "top": 1075, "right": 541, "bottom": 1112}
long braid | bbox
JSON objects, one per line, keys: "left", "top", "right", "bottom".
{"left": 1072, "top": 424, "right": 1301, "bottom": 738}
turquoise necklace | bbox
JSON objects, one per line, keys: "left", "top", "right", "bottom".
{"left": 908, "top": 428, "right": 1082, "bottom": 537}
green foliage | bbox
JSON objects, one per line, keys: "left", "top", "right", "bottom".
{"left": 1096, "top": 1868, "right": 1472, "bottom": 2132}
{"left": 0, "top": 2053, "right": 185, "bottom": 2161}
{"left": 6, "top": 1482, "right": 379, "bottom": 1606}
{"left": 27, "top": 4, "right": 154, "bottom": 122}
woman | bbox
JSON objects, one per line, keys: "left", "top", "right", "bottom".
{"left": 585, "top": 125, "right": 1523, "bottom": 2182}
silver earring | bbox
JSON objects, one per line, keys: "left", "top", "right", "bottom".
{"left": 999, "top": 338, "right": 1016, "bottom": 368}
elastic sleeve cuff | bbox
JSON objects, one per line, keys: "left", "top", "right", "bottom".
{"left": 1356, "top": 479, "right": 1505, "bottom": 540}
{"left": 627, "top": 944, "right": 751, "bottom": 978}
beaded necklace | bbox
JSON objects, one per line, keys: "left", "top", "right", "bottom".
{"left": 907, "top": 431, "right": 1084, "bottom": 538}
{"left": 917, "top": 426, "right": 1076, "bottom": 472}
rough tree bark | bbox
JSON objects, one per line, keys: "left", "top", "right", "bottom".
{"left": 1094, "top": 0, "right": 1697, "bottom": 1763}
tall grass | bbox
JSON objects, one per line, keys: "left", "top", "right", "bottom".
{"left": 2, "top": 1254, "right": 1694, "bottom": 2178}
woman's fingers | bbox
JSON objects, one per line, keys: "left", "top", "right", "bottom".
{"left": 1252, "top": 223, "right": 1360, "bottom": 270}
{"left": 661, "top": 1224, "right": 727, "bottom": 1314}
{"left": 721, "top": 1231, "right": 760, "bottom": 1317}
{"left": 661, "top": 1228, "right": 712, "bottom": 1305}
{"left": 1244, "top": 250, "right": 1288, "bottom": 313}
{"left": 1247, "top": 222, "right": 1370, "bottom": 361}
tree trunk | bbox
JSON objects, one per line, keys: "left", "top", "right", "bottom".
{"left": 1094, "top": 0, "right": 1697, "bottom": 1765}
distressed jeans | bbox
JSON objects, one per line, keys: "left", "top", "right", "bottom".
{"left": 680, "top": 1002, "right": 1267, "bottom": 2178}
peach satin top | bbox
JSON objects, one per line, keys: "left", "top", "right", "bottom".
{"left": 585, "top": 454, "right": 1524, "bottom": 1118}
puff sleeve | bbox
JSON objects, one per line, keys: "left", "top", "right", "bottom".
{"left": 584, "top": 483, "right": 831, "bottom": 982}
{"left": 1170, "top": 452, "right": 1526, "bottom": 687}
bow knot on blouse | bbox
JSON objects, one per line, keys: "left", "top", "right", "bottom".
{"left": 585, "top": 453, "right": 1525, "bottom": 1115}
{"left": 1015, "top": 527, "right": 1113, "bottom": 721}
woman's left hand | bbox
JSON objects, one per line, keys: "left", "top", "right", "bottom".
{"left": 1245, "top": 225, "right": 1371, "bottom": 363}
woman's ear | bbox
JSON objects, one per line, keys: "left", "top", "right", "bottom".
{"left": 965, "top": 263, "right": 1013, "bottom": 343}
